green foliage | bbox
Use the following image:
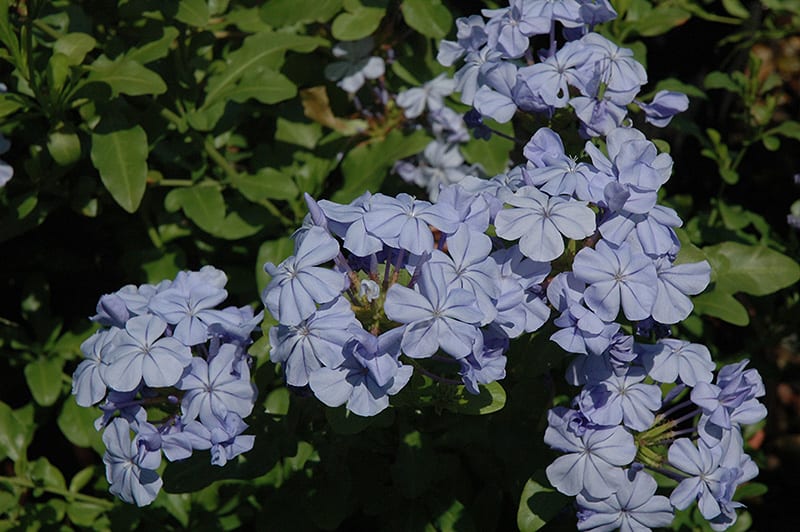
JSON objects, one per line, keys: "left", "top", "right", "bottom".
{"left": 0, "top": 0, "right": 796, "bottom": 530}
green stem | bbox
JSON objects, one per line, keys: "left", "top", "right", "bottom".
{"left": 32, "top": 19, "right": 62, "bottom": 40}
{"left": 0, "top": 476, "right": 115, "bottom": 509}
{"left": 155, "top": 179, "right": 195, "bottom": 187}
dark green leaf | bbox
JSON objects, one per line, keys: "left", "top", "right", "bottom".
{"left": 401, "top": 0, "right": 452, "bottom": 39}
{"left": 24, "top": 357, "right": 64, "bottom": 406}
{"left": 517, "top": 471, "right": 570, "bottom": 532}
{"left": 90, "top": 125, "right": 149, "bottom": 213}
{"left": 175, "top": 0, "right": 209, "bottom": 27}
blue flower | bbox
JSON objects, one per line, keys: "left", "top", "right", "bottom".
{"left": 384, "top": 261, "right": 483, "bottom": 359}
{"left": 572, "top": 240, "right": 657, "bottom": 322}
{"left": 102, "top": 314, "right": 193, "bottom": 392}
{"left": 544, "top": 407, "right": 636, "bottom": 498}
{"left": 362, "top": 193, "right": 459, "bottom": 255}
{"left": 269, "top": 296, "right": 359, "bottom": 387}
{"left": 73, "top": 329, "right": 118, "bottom": 407}
{"left": 102, "top": 418, "right": 162, "bottom": 507}
{"left": 263, "top": 226, "right": 347, "bottom": 326}
{"left": 495, "top": 185, "right": 596, "bottom": 262}
{"left": 308, "top": 327, "right": 413, "bottom": 416}
{"left": 177, "top": 343, "right": 256, "bottom": 425}
{"left": 578, "top": 367, "right": 662, "bottom": 431}
{"left": 640, "top": 339, "right": 715, "bottom": 386}
{"left": 184, "top": 412, "right": 255, "bottom": 467}
{"left": 576, "top": 470, "right": 673, "bottom": 532}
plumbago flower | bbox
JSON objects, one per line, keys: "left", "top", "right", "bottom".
{"left": 71, "top": 266, "right": 262, "bottom": 506}
{"left": 257, "top": 2, "right": 768, "bottom": 531}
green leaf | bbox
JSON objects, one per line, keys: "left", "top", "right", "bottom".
{"left": 203, "top": 31, "right": 326, "bottom": 110}
{"left": 517, "top": 471, "right": 570, "bottom": 532}
{"left": 206, "top": 68, "right": 296, "bottom": 108}
{"left": 0, "top": 402, "right": 34, "bottom": 462}
{"left": 762, "top": 135, "right": 780, "bottom": 151}
{"left": 24, "top": 357, "right": 64, "bottom": 406}
{"left": 653, "top": 77, "right": 707, "bottom": 99}
{"left": 67, "top": 501, "right": 105, "bottom": 527}
{"left": 264, "top": 388, "right": 290, "bottom": 415}
{"left": 692, "top": 291, "right": 750, "bottom": 326}
{"left": 461, "top": 123, "right": 514, "bottom": 175}
{"left": 332, "top": 0, "right": 387, "bottom": 40}
{"left": 126, "top": 27, "right": 180, "bottom": 65}
{"left": 68, "top": 466, "right": 95, "bottom": 493}
{"left": 90, "top": 125, "right": 149, "bottom": 213}
{"left": 401, "top": 0, "right": 452, "bottom": 39}
{"left": 47, "top": 129, "right": 82, "bottom": 166}
{"left": 57, "top": 397, "right": 104, "bottom": 453}
{"left": 704, "top": 71, "right": 740, "bottom": 93}
{"left": 632, "top": 7, "right": 690, "bottom": 37}
{"left": 175, "top": 0, "right": 209, "bottom": 27}
{"left": 167, "top": 185, "right": 224, "bottom": 233}
{"left": 0, "top": 0, "right": 21, "bottom": 67}
{"left": 53, "top": 33, "right": 96, "bottom": 65}
{"left": 86, "top": 57, "right": 167, "bottom": 97}
{"left": 0, "top": 93, "right": 24, "bottom": 118}
{"left": 275, "top": 117, "right": 322, "bottom": 149}
{"left": 167, "top": 185, "right": 263, "bottom": 239}
{"left": 721, "top": 0, "right": 751, "bottom": 19}
{"left": 260, "top": 0, "right": 343, "bottom": 26}
{"left": 704, "top": 242, "right": 800, "bottom": 296}
{"left": 767, "top": 120, "right": 800, "bottom": 142}
{"left": 719, "top": 167, "right": 739, "bottom": 185}
{"left": 332, "top": 129, "right": 430, "bottom": 203}
{"left": 232, "top": 168, "right": 299, "bottom": 202}
{"left": 29, "top": 457, "right": 67, "bottom": 491}
{"left": 448, "top": 381, "right": 506, "bottom": 415}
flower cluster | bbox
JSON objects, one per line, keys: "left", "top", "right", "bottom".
{"left": 71, "top": 266, "right": 262, "bottom": 506}
{"left": 278, "top": 1, "right": 769, "bottom": 530}
{"left": 438, "top": 0, "right": 688, "bottom": 136}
